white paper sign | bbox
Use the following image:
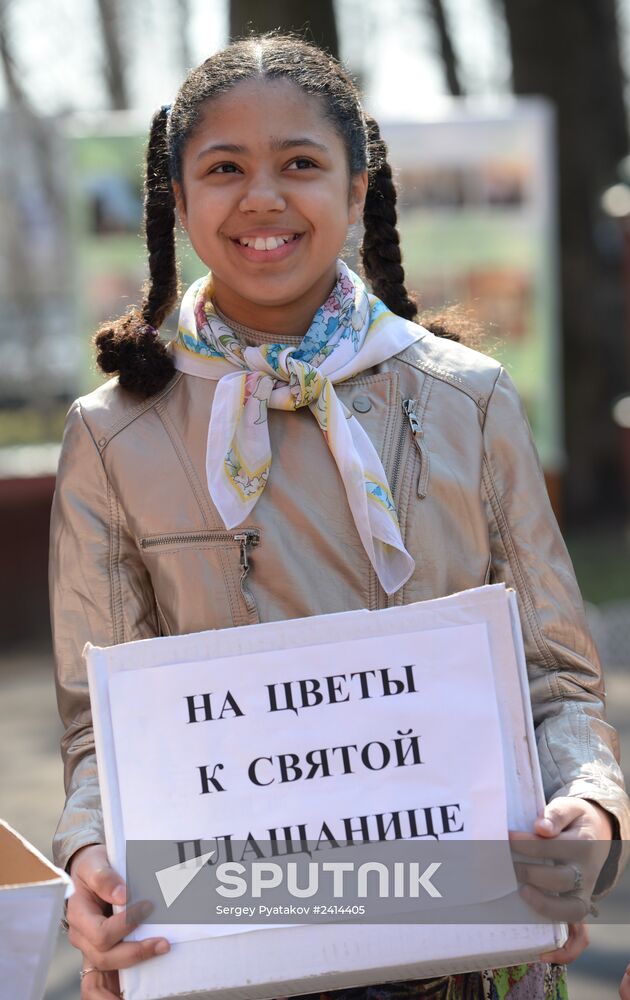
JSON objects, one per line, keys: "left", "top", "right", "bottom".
{"left": 88, "top": 587, "right": 566, "bottom": 1000}
{"left": 108, "top": 622, "right": 516, "bottom": 942}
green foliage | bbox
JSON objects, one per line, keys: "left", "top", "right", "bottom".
{"left": 0, "top": 405, "right": 68, "bottom": 447}
{"left": 566, "top": 528, "right": 630, "bottom": 605}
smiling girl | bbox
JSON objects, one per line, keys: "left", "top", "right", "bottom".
{"left": 50, "top": 34, "right": 628, "bottom": 1000}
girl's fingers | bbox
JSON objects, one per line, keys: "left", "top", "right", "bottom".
{"left": 78, "top": 858, "right": 126, "bottom": 907}
{"left": 72, "top": 924, "right": 170, "bottom": 971}
{"left": 82, "top": 983, "right": 119, "bottom": 1000}
{"left": 509, "top": 830, "right": 596, "bottom": 863}
{"left": 93, "top": 936, "right": 170, "bottom": 972}
{"left": 70, "top": 894, "right": 152, "bottom": 949}
{"left": 66, "top": 846, "right": 169, "bottom": 975}
{"left": 510, "top": 797, "right": 614, "bottom": 844}
{"left": 82, "top": 988, "right": 118, "bottom": 1000}
{"left": 519, "top": 884, "right": 588, "bottom": 924}
{"left": 513, "top": 861, "right": 584, "bottom": 894}
{"left": 619, "top": 964, "right": 630, "bottom": 1000}
{"left": 81, "top": 968, "right": 121, "bottom": 1000}
{"left": 93, "top": 901, "right": 154, "bottom": 953}
{"left": 535, "top": 798, "right": 586, "bottom": 835}
{"left": 539, "top": 922, "right": 589, "bottom": 965}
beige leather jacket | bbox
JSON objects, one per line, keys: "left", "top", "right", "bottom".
{"left": 50, "top": 330, "right": 629, "bottom": 885}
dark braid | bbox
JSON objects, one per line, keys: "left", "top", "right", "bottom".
{"left": 142, "top": 107, "right": 179, "bottom": 329}
{"left": 361, "top": 116, "right": 419, "bottom": 324}
{"left": 362, "top": 115, "right": 461, "bottom": 341}
{"left": 94, "top": 106, "right": 177, "bottom": 397}
{"left": 95, "top": 36, "right": 461, "bottom": 397}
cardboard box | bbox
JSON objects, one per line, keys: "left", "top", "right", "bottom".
{"left": 87, "top": 584, "right": 566, "bottom": 1000}
{"left": 0, "top": 820, "right": 72, "bottom": 1000}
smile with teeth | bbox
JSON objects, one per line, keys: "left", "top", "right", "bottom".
{"left": 235, "top": 234, "right": 300, "bottom": 250}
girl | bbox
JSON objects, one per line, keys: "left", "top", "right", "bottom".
{"left": 51, "top": 34, "right": 628, "bottom": 1000}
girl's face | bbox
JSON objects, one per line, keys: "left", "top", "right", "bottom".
{"left": 173, "top": 78, "right": 368, "bottom": 334}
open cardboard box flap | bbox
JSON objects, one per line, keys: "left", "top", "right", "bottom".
{"left": 0, "top": 820, "right": 72, "bottom": 1000}
{"left": 0, "top": 822, "right": 66, "bottom": 888}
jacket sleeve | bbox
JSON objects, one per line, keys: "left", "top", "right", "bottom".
{"left": 49, "top": 399, "right": 159, "bottom": 871}
{"left": 482, "top": 367, "right": 629, "bottom": 893}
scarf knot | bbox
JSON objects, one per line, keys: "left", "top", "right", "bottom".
{"left": 171, "top": 261, "right": 424, "bottom": 595}
{"left": 287, "top": 360, "right": 325, "bottom": 409}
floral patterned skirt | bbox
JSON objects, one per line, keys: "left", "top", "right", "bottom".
{"left": 297, "top": 965, "right": 568, "bottom": 1000}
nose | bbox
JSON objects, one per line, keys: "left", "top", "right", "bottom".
{"left": 239, "top": 169, "right": 286, "bottom": 213}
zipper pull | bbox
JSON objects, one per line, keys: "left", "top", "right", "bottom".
{"left": 233, "top": 530, "right": 261, "bottom": 626}
{"left": 402, "top": 398, "right": 429, "bottom": 500}
{"left": 233, "top": 530, "right": 259, "bottom": 572}
{"left": 403, "top": 398, "right": 421, "bottom": 435}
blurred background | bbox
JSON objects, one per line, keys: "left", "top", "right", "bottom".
{"left": 0, "top": 0, "right": 629, "bottom": 997}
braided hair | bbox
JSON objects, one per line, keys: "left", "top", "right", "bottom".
{"left": 362, "top": 115, "right": 418, "bottom": 322}
{"left": 95, "top": 106, "right": 178, "bottom": 395}
{"left": 96, "top": 34, "right": 458, "bottom": 398}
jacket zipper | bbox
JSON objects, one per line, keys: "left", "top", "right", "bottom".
{"left": 140, "top": 530, "right": 261, "bottom": 549}
{"left": 140, "top": 529, "right": 261, "bottom": 625}
{"left": 402, "top": 398, "right": 429, "bottom": 499}
{"left": 382, "top": 401, "right": 418, "bottom": 610}
{"left": 233, "top": 530, "right": 260, "bottom": 623}
{"left": 390, "top": 398, "right": 428, "bottom": 501}
{"left": 389, "top": 400, "right": 415, "bottom": 503}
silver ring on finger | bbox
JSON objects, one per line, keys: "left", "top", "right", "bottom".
{"left": 80, "top": 966, "right": 99, "bottom": 980}
{"left": 568, "top": 863, "right": 583, "bottom": 891}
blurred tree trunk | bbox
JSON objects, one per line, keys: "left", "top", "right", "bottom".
{"left": 0, "top": 0, "right": 24, "bottom": 108}
{"left": 0, "top": 6, "right": 61, "bottom": 211}
{"left": 424, "top": 0, "right": 463, "bottom": 96}
{"left": 96, "top": 0, "right": 129, "bottom": 109}
{"left": 229, "top": 0, "right": 339, "bottom": 58}
{"left": 500, "top": 0, "right": 629, "bottom": 522}
{"left": 0, "top": 0, "right": 67, "bottom": 418}
{"left": 173, "top": 0, "right": 193, "bottom": 75}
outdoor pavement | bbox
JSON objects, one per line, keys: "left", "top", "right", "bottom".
{"left": 1, "top": 645, "right": 629, "bottom": 1000}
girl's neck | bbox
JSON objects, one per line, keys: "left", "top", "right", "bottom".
{"left": 210, "top": 266, "right": 338, "bottom": 338}
{"left": 213, "top": 303, "right": 302, "bottom": 346}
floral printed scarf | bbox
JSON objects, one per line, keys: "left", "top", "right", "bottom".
{"left": 171, "top": 261, "right": 423, "bottom": 595}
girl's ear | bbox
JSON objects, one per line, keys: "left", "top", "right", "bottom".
{"left": 172, "top": 180, "right": 188, "bottom": 230}
{"left": 348, "top": 170, "right": 368, "bottom": 225}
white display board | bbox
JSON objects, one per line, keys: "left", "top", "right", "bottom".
{"left": 87, "top": 584, "right": 566, "bottom": 1000}
{"left": 382, "top": 99, "right": 562, "bottom": 472}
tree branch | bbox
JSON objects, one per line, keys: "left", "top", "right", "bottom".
{"left": 424, "top": 0, "right": 463, "bottom": 96}
{"left": 95, "top": 0, "right": 129, "bottom": 110}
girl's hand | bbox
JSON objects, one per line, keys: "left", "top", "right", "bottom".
{"left": 67, "top": 844, "right": 170, "bottom": 999}
{"left": 620, "top": 962, "right": 630, "bottom": 999}
{"left": 539, "top": 922, "right": 589, "bottom": 965}
{"left": 509, "top": 796, "right": 613, "bottom": 963}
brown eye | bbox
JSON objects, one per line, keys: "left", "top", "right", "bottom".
{"left": 210, "top": 163, "right": 241, "bottom": 174}
{"left": 287, "top": 158, "right": 316, "bottom": 170}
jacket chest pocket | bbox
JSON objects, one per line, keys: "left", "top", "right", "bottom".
{"left": 138, "top": 528, "right": 261, "bottom": 634}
